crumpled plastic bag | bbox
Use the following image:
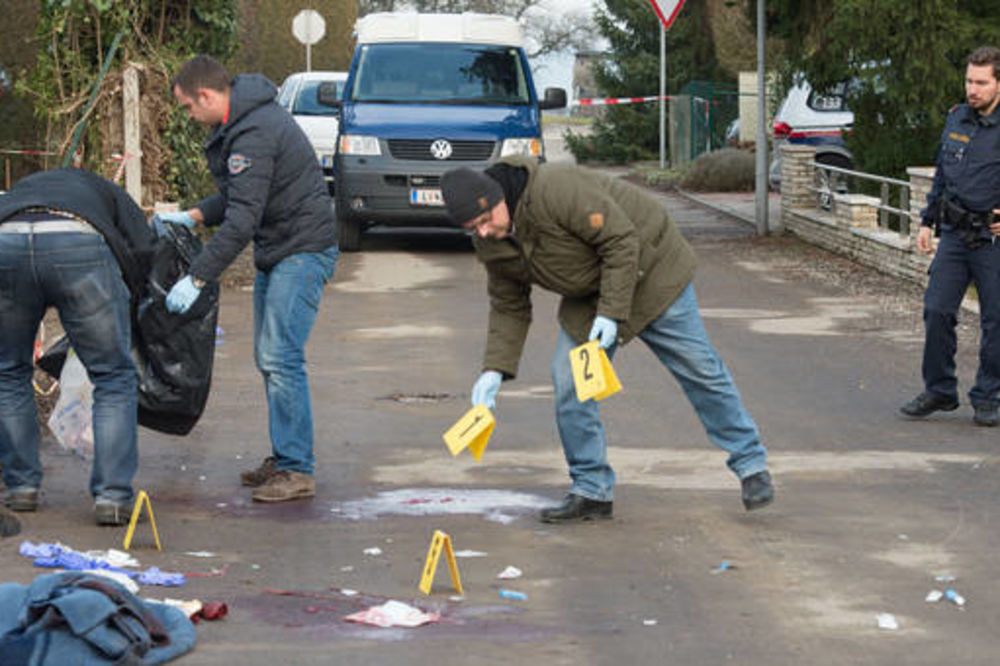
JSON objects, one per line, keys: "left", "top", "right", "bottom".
{"left": 47, "top": 350, "right": 94, "bottom": 458}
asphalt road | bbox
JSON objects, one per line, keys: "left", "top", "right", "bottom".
{"left": 3, "top": 174, "right": 999, "bottom": 665}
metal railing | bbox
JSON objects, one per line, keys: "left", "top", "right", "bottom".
{"left": 809, "top": 161, "right": 913, "bottom": 235}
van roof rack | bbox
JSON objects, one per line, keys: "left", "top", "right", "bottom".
{"left": 355, "top": 12, "right": 524, "bottom": 47}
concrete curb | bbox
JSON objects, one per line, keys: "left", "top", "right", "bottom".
{"left": 673, "top": 188, "right": 769, "bottom": 231}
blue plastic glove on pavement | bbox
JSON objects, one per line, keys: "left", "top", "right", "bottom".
{"left": 471, "top": 370, "right": 503, "bottom": 409}
{"left": 588, "top": 315, "right": 618, "bottom": 349}
{"left": 152, "top": 211, "right": 195, "bottom": 236}
{"left": 165, "top": 275, "right": 202, "bottom": 314}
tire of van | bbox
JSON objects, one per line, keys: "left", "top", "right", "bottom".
{"left": 335, "top": 193, "right": 362, "bottom": 252}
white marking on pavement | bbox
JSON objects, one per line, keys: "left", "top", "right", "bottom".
{"left": 334, "top": 253, "right": 453, "bottom": 292}
{"left": 371, "top": 449, "right": 979, "bottom": 490}
{"left": 351, "top": 325, "right": 451, "bottom": 339}
{"left": 331, "top": 487, "right": 553, "bottom": 522}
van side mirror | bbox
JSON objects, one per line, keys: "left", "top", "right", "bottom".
{"left": 539, "top": 87, "right": 567, "bottom": 110}
{"left": 317, "top": 82, "right": 341, "bottom": 108}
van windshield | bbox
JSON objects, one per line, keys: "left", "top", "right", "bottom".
{"left": 349, "top": 43, "right": 530, "bottom": 105}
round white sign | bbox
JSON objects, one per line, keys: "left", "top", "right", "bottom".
{"left": 292, "top": 9, "right": 326, "bottom": 45}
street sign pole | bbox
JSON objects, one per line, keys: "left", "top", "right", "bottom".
{"left": 755, "top": 0, "right": 769, "bottom": 235}
{"left": 659, "top": 25, "right": 665, "bottom": 169}
{"left": 292, "top": 9, "right": 326, "bottom": 73}
{"left": 647, "top": 1, "right": 687, "bottom": 170}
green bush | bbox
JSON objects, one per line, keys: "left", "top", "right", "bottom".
{"left": 679, "top": 148, "right": 754, "bottom": 192}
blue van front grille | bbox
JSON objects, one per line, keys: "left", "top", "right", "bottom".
{"left": 387, "top": 139, "right": 496, "bottom": 161}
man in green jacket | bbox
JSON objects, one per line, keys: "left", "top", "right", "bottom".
{"left": 441, "top": 157, "right": 773, "bottom": 522}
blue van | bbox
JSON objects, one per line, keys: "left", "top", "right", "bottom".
{"left": 329, "top": 12, "right": 566, "bottom": 250}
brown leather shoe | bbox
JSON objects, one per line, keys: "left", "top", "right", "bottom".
{"left": 251, "top": 470, "right": 315, "bottom": 502}
{"left": 0, "top": 505, "right": 21, "bottom": 537}
{"left": 240, "top": 456, "right": 278, "bottom": 487}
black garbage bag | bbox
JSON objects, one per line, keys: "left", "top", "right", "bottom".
{"left": 36, "top": 223, "right": 219, "bottom": 436}
{"left": 134, "top": 223, "right": 219, "bottom": 435}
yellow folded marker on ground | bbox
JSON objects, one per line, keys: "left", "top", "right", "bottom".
{"left": 418, "top": 529, "right": 463, "bottom": 595}
{"left": 569, "top": 339, "right": 622, "bottom": 402}
{"left": 442, "top": 404, "right": 495, "bottom": 462}
{"left": 123, "top": 490, "right": 162, "bottom": 551}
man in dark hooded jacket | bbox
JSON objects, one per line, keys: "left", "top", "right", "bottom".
{"left": 441, "top": 158, "right": 773, "bottom": 522}
{"left": 166, "top": 56, "right": 339, "bottom": 503}
{"left": 0, "top": 169, "right": 154, "bottom": 525}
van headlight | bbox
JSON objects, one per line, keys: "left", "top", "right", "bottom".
{"left": 339, "top": 135, "right": 381, "bottom": 156}
{"left": 501, "top": 138, "right": 542, "bottom": 157}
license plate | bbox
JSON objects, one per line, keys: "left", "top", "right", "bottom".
{"left": 410, "top": 188, "right": 443, "bottom": 206}
{"left": 320, "top": 154, "right": 334, "bottom": 168}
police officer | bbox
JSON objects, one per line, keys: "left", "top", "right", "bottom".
{"left": 441, "top": 159, "right": 773, "bottom": 522}
{"left": 167, "top": 56, "right": 339, "bottom": 502}
{"left": 901, "top": 46, "right": 1000, "bottom": 426}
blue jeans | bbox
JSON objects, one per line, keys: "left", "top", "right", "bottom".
{"left": 922, "top": 231, "right": 1000, "bottom": 407}
{"left": 551, "top": 282, "right": 768, "bottom": 501}
{"left": 0, "top": 232, "right": 137, "bottom": 502}
{"left": 253, "top": 246, "right": 338, "bottom": 474}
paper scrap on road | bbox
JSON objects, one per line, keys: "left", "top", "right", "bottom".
{"left": 496, "top": 565, "right": 522, "bottom": 579}
{"left": 344, "top": 600, "right": 440, "bottom": 628}
{"left": 876, "top": 613, "right": 898, "bottom": 630}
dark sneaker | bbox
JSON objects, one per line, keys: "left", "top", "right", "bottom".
{"left": 0, "top": 506, "right": 21, "bottom": 537}
{"left": 94, "top": 498, "right": 134, "bottom": 526}
{"left": 741, "top": 470, "right": 774, "bottom": 511}
{"left": 251, "top": 470, "right": 315, "bottom": 502}
{"left": 900, "top": 392, "right": 959, "bottom": 417}
{"left": 5, "top": 487, "right": 39, "bottom": 512}
{"left": 539, "top": 494, "right": 613, "bottom": 523}
{"left": 973, "top": 403, "right": 999, "bottom": 427}
{"left": 240, "top": 456, "right": 278, "bottom": 487}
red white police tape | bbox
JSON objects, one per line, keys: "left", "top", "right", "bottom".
{"left": 574, "top": 95, "right": 674, "bottom": 106}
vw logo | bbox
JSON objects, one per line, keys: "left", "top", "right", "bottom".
{"left": 429, "top": 139, "right": 453, "bottom": 160}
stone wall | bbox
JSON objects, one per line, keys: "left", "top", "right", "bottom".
{"left": 780, "top": 144, "right": 933, "bottom": 287}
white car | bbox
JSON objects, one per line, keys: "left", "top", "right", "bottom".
{"left": 277, "top": 71, "right": 348, "bottom": 192}
{"left": 769, "top": 77, "right": 854, "bottom": 191}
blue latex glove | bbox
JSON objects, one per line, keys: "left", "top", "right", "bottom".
{"left": 588, "top": 315, "right": 618, "bottom": 349}
{"left": 471, "top": 370, "right": 503, "bottom": 409}
{"left": 165, "top": 275, "right": 202, "bottom": 314}
{"left": 152, "top": 210, "right": 195, "bottom": 236}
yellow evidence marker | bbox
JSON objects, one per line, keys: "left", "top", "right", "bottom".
{"left": 569, "top": 340, "right": 622, "bottom": 402}
{"left": 122, "top": 490, "right": 162, "bottom": 551}
{"left": 442, "top": 404, "right": 495, "bottom": 462}
{"left": 418, "top": 530, "right": 464, "bottom": 595}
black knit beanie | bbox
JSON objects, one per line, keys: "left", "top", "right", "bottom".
{"left": 441, "top": 167, "right": 504, "bottom": 225}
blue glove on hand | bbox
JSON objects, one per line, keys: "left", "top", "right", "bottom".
{"left": 471, "top": 370, "right": 503, "bottom": 409}
{"left": 152, "top": 211, "right": 195, "bottom": 236}
{"left": 165, "top": 275, "right": 202, "bottom": 314}
{"left": 588, "top": 315, "right": 618, "bottom": 349}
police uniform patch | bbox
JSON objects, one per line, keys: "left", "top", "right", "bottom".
{"left": 228, "top": 154, "right": 252, "bottom": 175}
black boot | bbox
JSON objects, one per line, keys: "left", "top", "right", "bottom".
{"left": 900, "top": 392, "right": 959, "bottom": 417}
{"left": 539, "top": 494, "right": 612, "bottom": 523}
{"left": 741, "top": 470, "right": 774, "bottom": 511}
{"left": 973, "top": 403, "right": 999, "bottom": 427}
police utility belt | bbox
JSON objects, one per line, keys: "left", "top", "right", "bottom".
{"left": 940, "top": 196, "right": 994, "bottom": 230}
{"left": 0, "top": 208, "right": 99, "bottom": 234}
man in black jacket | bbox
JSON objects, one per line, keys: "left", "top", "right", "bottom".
{"left": 0, "top": 169, "right": 154, "bottom": 525}
{"left": 166, "top": 55, "right": 339, "bottom": 502}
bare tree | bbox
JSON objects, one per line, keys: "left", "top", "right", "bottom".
{"left": 355, "top": 0, "right": 595, "bottom": 59}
